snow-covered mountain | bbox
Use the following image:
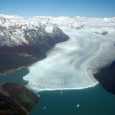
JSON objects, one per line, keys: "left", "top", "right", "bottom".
{"left": 0, "top": 14, "right": 115, "bottom": 93}
{"left": 0, "top": 14, "right": 115, "bottom": 46}
{"left": 0, "top": 14, "right": 73, "bottom": 72}
{"left": 0, "top": 14, "right": 115, "bottom": 27}
{"left": 0, "top": 15, "right": 69, "bottom": 46}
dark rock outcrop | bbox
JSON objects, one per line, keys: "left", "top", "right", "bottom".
{"left": 94, "top": 61, "right": 115, "bottom": 95}
{"left": 0, "top": 26, "right": 69, "bottom": 73}
{"left": 0, "top": 83, "right": 40, "bottom": 115}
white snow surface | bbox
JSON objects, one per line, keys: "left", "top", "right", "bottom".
{"left": 0, "top": 14, "right": 115, "bottom": 92}
{"left": 0, "top": 14, "right": 115, "bottom": 28}
{"left": 23, "top": 26, "right": 115, "bottom": 92}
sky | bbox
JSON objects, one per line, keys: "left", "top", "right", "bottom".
{"left": 0, "top": 0, "right": 115, "bottom": 17}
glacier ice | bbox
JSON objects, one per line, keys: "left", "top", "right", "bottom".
{"left": 1, "top": 14, "right": 115, "bottom": 91}
{"left": 23, "top": 25, "right": 115, "bottom": 92}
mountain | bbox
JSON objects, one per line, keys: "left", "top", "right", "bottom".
{"left": 0, "top": 14, "right": 115, "bottom": 94}
{"left": 0, "top": 14, "right": 71, "bottom": 73}
{"left": 0, "top": 14, "right": 115, "bottom": 73}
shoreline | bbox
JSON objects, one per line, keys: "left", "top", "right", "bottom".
{"left": 26, "top": 82, "right": 99, "bottom": 93}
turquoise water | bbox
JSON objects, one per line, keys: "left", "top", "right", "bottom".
{"left": 30, "top": 85, "right": 115, "bottom": 115}
{"left": 0, "top": 69, "right": 115, "bottom": 115}
{"left": 0, "top": 68, "right": 28, "bottom": 85}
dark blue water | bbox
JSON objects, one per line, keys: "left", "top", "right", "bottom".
{"left": 0, "top": 69, "right": 115, "bottom": 115}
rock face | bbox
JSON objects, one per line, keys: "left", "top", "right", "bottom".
{"left": 0, "top": 22, "right": 69, "bottom": 73}
{"left": 0, "top": 83, "right": 40, "bottom": 115}
{"left": 94, "top": 61, "right": 115, "bottom": 95}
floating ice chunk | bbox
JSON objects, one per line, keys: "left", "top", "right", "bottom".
{"left": 42, "top": 106, "right": 47, "bottom": 109}
{"left": 76, "top": 104, "right": 80, "bottom": 108}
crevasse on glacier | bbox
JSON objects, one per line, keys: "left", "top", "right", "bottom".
{"left": 23, "top": 25, "right": 115, "bottom": 92}
{"left": 1, "top": 14, "right": 115, "bottom": 92}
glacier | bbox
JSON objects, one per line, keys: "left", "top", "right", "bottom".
{"left": 0, "top": 14, "right": 115, "bottom": 92}
{"left": 23, "top": 26, "right": 115, "bottom": 92}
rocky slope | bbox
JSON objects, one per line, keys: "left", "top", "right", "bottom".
{"left": 94, "top": 61, "right": 115, "bottom": 95}
{"left": 0, "top": 15, "right": 69, "bottom": 73}
{"left": 0, "top": 83, "right": 40, "bottom": 115}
